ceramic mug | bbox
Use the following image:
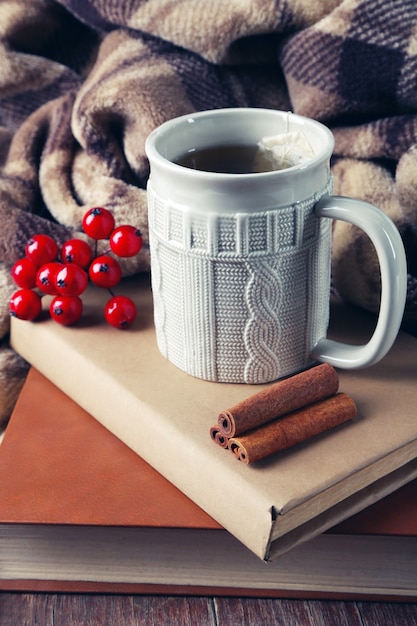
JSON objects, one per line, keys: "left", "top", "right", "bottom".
{"left": 145, "top": 108, "right": 407, "bottom": 384}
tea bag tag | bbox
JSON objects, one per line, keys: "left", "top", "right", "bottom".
{"left": 253, "top": 130, "right": 315, "bottom": 172}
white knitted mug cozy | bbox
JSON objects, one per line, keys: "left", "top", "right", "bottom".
{"left": 146, "top": 109, "right": 406, "bottom": 384}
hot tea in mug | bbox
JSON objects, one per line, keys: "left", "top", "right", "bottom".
{"left": 175, "top": 144, "right": 260, "bottom": 173}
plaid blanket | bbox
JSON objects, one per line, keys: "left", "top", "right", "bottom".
{"left": 1, "top": 0, "right": 416, "bottom": 427}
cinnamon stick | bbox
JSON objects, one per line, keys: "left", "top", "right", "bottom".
{"left": 210, "top": 425, "right": 229, "bottom": 449}
{"left": 218, "top": 363, "right": 339, "bottom": 438}
{"left": 228, "top": 392, "right": 356, "bottom": 464}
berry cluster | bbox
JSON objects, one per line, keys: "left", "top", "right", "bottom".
{"left": 10, "top": 207, "right": 143, "bottom": 329}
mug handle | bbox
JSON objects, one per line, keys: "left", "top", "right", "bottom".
{"left": 311, "top": 195, "right": 407, "bottom": 369}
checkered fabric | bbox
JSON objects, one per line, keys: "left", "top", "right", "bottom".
{"left": 0, "top": 0, "right": 416, "bottom": 425}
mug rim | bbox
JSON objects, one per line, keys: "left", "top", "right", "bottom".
{"left": 145, "top": 107, "right": 334, "bottom": 180}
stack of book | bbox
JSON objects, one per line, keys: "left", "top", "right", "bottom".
{"left": 3, "top": 275, "right": 417, "bottom": 599}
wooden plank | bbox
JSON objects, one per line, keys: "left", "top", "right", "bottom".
{"left": 305, "top": 600, "right": 362, "bottom": 626}
{"left": 357, "top": 601, "right": 417, "bottom": 626}
{"left": 1, "top": 594, "right": 417, "bottom": 626}
{"left": 214, "top": 597, "right": 312, "bottom": 625}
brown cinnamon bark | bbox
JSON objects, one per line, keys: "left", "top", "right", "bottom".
{"left": 228, "top": 392, "right": 356, "bottom": 464}
{"left": 218, "top": 363, "right": 339, "bottom": 437}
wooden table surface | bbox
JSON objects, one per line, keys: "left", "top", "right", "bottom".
{"left": 1, "top": 594, "right": 417, "bottom": 625}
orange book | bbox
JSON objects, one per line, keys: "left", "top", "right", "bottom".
{"left": 0, "top": 368, "right": 416, "bottom": 600}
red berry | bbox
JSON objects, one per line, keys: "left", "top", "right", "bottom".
{"left": 36, "top": 262, "right": 62, "bottom": 295}
{"left": 55, "top": 264, "right": 88, "bottom": 296}
{"left": 82, "top": 207, "right": 115, "bottom": 240}
{"left": 50, "top": 295, "right": 83, "bottom": 326}
{"left": 109, "top": 225, "right": 143, "bottom": 257}
{"left": 11, "top": 257, "right": 38, "bottom": 289}
{"left": 88, "top": 255, "right": 122, "bottom": 288}
{"left": 10, "top": 289, "right": 42, "bottom": 321}
{"left": 61, "top": 239, "right": 93, "bottom": 268}
{"left": 25, "top": 234, "right": 59, "bottom": 267}
{"left": 104, "top": 295, "right": 137, "bottom": 329}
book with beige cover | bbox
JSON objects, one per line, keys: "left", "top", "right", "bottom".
{"left": 10, "top": 275, "right": 417, "bottom": 562}
{"left": 1, "top": 367, "right": 416, "bottom": 599}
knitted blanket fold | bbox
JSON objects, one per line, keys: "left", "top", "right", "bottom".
{"left": 1, "top": 0, "right": 416, "bottom": 428}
